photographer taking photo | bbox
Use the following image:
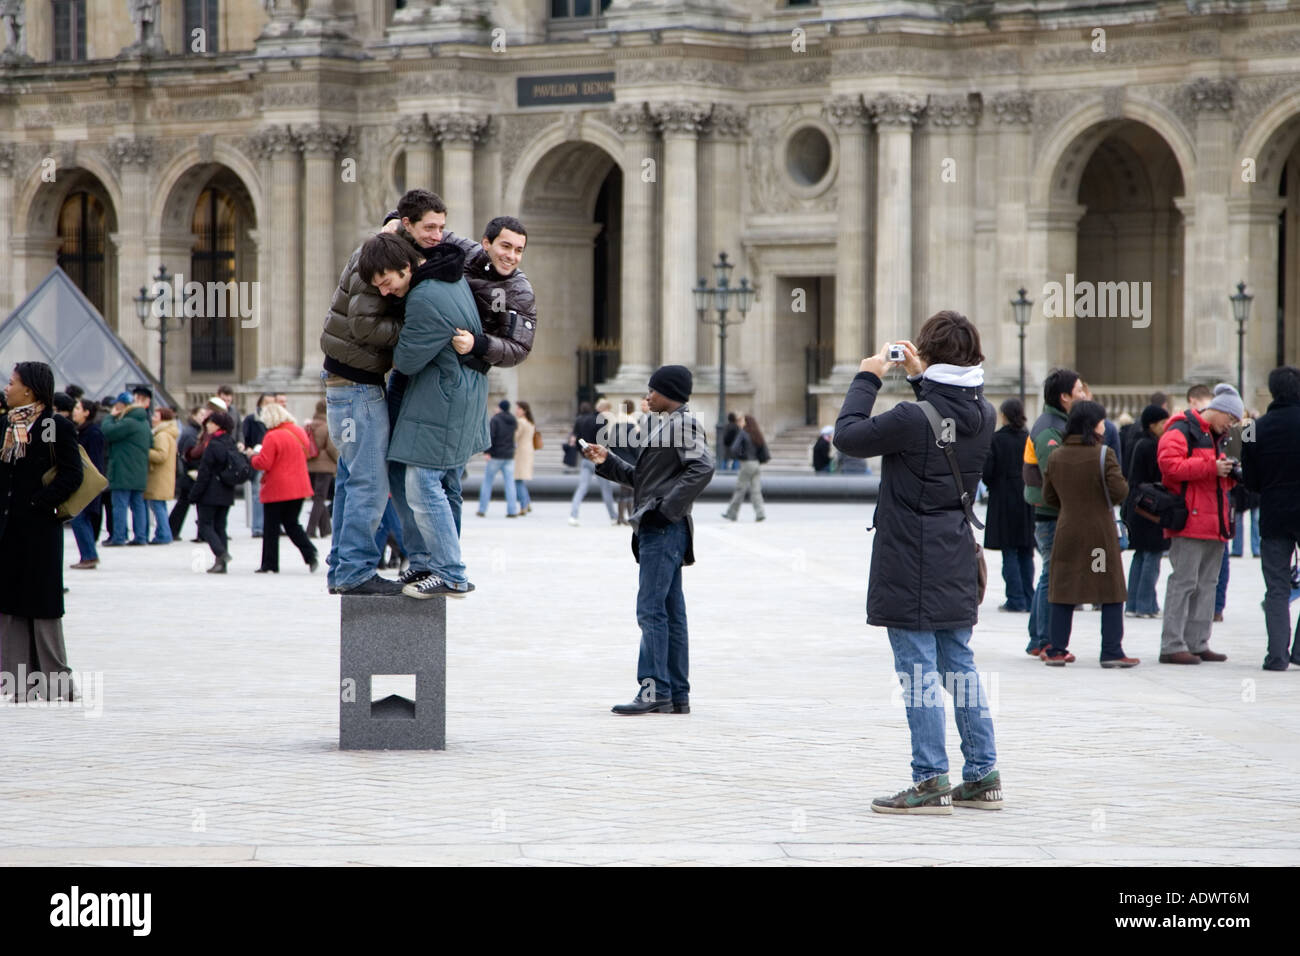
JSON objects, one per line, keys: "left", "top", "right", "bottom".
{"left": 834, "top": 310, "right": 1000, "bottom": 815}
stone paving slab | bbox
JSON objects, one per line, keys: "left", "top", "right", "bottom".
{"left": 1, "top": 502, "right": 1297, "bottom": 866}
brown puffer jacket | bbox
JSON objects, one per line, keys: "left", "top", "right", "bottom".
{"left": 320, "top": 228, "right": 425, "bottom": 380}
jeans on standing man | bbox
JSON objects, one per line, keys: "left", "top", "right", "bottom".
{"left": 477, "top": 457, "right": 518, "bottom": 516}
{"left": 887, "top": 627, "right": 998, "bottom": 784}
{"left": 324, "top": 375, "right": 390, "bottom": 592}
{"left": 1000, "top": 546, "right": 1035, "bottom": 612}
{"left": 1028, "top": 518, "right": 1057, "bottom": 652}
{"left": 147, "top": 499, "right": 173, "bottom": 543}
{"left": 634, "top": 519, "right": 691, "bottom": 704}
{"left": 109, "top": 489, "right": 147, "bottom": 544}
{"left": 1125, "top": 550, "right": 1162, "bottom": 616}
{"left": 248, "top": 470, "right": 264, "bottom": 535}
{"left": 404, "top": 466, "right": 471, "bottom": 588}
{"left": 1231, "top": 507, "right": 1261, "bottom": 557}
{"left": 570, "top": 457, "right": 615, "bottom": 521}
{"left": 70, "top": 510, "right": 98, "bottom": 562}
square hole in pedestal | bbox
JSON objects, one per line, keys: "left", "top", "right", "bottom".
{"left": 370, "top": 674, "right": 416, "bottom": 719}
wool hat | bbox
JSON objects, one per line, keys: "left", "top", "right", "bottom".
{"left": 1140, "top": 403, "right": 1170, "bottom": 431}
{"left": 648, "top": 365, "right": 692, "bottom": 404}
{"left": 498, "top": 399, "right": 512, "bottom": 412}
{"left": 1207, "top": 383, "right": 1245, "bottom": 422}
{"left": 115, "top": 391, "right": 133, "bottom": 405}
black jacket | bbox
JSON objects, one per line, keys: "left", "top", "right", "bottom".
{"left": 242, "top": 413, "right": 268, "bottom": 450}
{"left": 834, "top": 371, "right": 995, "bottom": 631}
{"left": 487, "top": 410, "right": 517, "bottom": 459}
{"left": 813, "top": 436, "right": 833, "bottom": 472}
{"left": 607, "top": 420, "right": 641, "bottom": 465}
{"left": 1242, "top": 397, "right": 1300, "bottom": 539}
{"left": 572, "top": 411, "right": 601, "bottom": 445}
{"left": 189, "top": 431, "right": 237, "bottom": 507}
{"left": 0, "top": 410, "right": 82, "bottom": 619}
{"left": 729, "top": 430, "right": 761, "bottom": 462}
{"left": 596, "top": 404, "right": 714, "bottom": 565}
{"left": 981, "top": 425, "right": 1035, "bottom": 551}
{"left": 1122, "top": 431, "right": 1173, "bottom": 553}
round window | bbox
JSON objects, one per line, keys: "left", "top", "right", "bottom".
{"left": 785, "top": 126, "right": 832, "bottom": 188}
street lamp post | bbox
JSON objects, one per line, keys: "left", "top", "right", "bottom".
{"left": 1229, "top": 280, "right": 1253, "bottom": 399}
{"left": 693, "top": 252, "right": 755, "bottom": 469}
{"left": 1011, "top": 287, "right": 1033, "bottom": 407}
{"left": 134, "top": 264, "right": 185, "bottom": 392}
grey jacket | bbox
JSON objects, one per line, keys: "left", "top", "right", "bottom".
{"left": 596, "top": 403, "right": 714, "bottom": 565}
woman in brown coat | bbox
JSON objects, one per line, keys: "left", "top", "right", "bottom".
{"left": 305, "top": 399, "right": 338, "bottom": 538}
{"left": 1041, "top": 400, "right": 1139, "bottom": 668}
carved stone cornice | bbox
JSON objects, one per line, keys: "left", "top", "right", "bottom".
{"left": 394, "top": 114, "right": 434, "bottom": 146}
{"left": 610, "top": 102, "right": 653, "bottom": 137}
{"left": 431, "top": 113, "right": 490, "bottom": 145}
{"left": 869, "top": 93, "right": 925, "bottom": 129}
{"left": 926, "top": 93, "right": 982, "bottom": 129}
{"left": 0, "top": 143, "right": 16, "bottom": 176}
{"left": 105, "top": 136, "right": 155, "bottom": 168}
{"left": 990, "top": 92, "right": 1033, "bottom": 126}
{"left": 248, "top": 125, "right": 301, "bottom": 159}
{"left": 704, "top": 104, "right": 747, "bottom": 138}
{"left": 1188, "top": 78, "right": 1234, "bottom": 113}
{"left": 650, "top": 101, "right": 711, "bottom": 137}
{"left": 298, "top": 123, "right": 350, "bottom": 157}
{"left": 823, "top": 95, "right": 866, "bottom": 130}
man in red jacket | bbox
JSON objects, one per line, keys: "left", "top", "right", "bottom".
{"left": 1158, "top": 383, "right": 1244, "bottom": 664}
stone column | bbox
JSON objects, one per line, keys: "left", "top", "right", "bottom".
{"left": 1228, "top": 195, "right": 1285, "bottom": 407}
{"left": 651, "top": 101, "right": 709, "bottom": 369}
{"left": 249, "top": 126, "right": 303, "bottom": 381}
{"left": 433, "top": 113, "right": 488, "bottom": 239}
{"left": 396, "top": 114, "right": 436, "bottom": 195}
{"left": 696, "top": 104, "right": 748, "bottom": 370}
{"left": 869, "top": 93, "right": 924, "bottom": 353}
{"left": 824, "top": 95, "right": 869, "bottom": 381}
{"left": 990, "top": 92, "right": 1033, "bottom": 380}
{"left": 923, "top": 94, "right": 981, "bottom": 321}
{"left": 105, "top": 137, "right": 156, "bottom": 371}
{"left": 300, "top": 124, "right": 349, "bottom": 378}
{"left": 1184, "top": 79, "right": 1236, "bottom": 382}
{"left": 0, "top": 145, "right": 14, "bottom": 315}
{"left": 603, "top": 103, "right": 658, "bottom": 391}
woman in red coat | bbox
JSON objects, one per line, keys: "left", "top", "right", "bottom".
{"left": 249, "top": 402, "right": 319, "bottom": 574}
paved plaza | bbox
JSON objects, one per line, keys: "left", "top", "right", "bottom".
{"left": 2, "top": 501, "right": 1297, "bottom": 867}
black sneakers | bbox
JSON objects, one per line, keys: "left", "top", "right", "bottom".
{"left": 340, "top": 575, "right": 405, "bottom": 596}
{"left": 397, "top": 567, "right": 432, "bottom": 587}
{"left": 403, "top": 576, "right": 475, "bottom": 599}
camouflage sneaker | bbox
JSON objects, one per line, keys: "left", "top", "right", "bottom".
{"left": 951, "top": 770, "right": 1004, "bottom": 810}
{"left": 870, "top": 774, "right": 952, "bottom": 815}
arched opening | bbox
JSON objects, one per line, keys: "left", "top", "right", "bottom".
{"left": 515, "top": 139, "right": 622, "bottom": 421}
{"left": 1277, "top": 136, "right": 1300, "bottom": 367}
{"left": 1073, "top": 122, "right": 1185, "bottom": 388}
{"left": 190, "top": 185, "right": 239, "bottom": 372}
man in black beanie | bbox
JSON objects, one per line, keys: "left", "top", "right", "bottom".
{"left": 582, "top": 365, "right": 715, "bottom": 714}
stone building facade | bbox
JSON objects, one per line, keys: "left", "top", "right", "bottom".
{"left": 1, "top": 0, "right": 1299, "bottom": 430}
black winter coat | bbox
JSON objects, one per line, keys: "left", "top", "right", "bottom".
{"left": 981, "top": 425, "right": 1035, "bottom": 550}
{"left": 1242, "top": 398, "right": 1300, "bottom": 540}
{"left": 189, "top": 431, "right": 237, "bottom": 507}
{"left": 834, "top": 371, "right": 995, "bottom": 631}
{"left": 1123, "top": 432, "right": 1172, "bottom": 553}
{"left": 487, "top": 410, "right": 517, "bottom": 459}
{"left": 0, "top": 410, "right": 83, "bottom": 619}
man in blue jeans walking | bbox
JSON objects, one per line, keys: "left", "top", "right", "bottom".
{"left": 833, "top": 312, "right": 1002, "bottom": 814}
{"left": 584, "top": 366, "right": 714, "bottom": 715}
{"left": 477, "top": 400, "right": 519, "bottom": 517}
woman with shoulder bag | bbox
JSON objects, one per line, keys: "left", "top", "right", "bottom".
{"left": 1122, "top": 404, "right": 1172, "bottom": 618}
{"left": 722, "top": 413, "right": 768, "bottom": 522}
{"left": 305, "top": 399, "right": 338, "bottom": 539}
{"left": 190, "top": 411, "right": 239, "bottom": 573}
{"left": 0, "top": 361, "right": 83, "bottom": 701}
{"left": 513, "top": 401, "right": 537, "bottom": 515}
{"left": 249, "top": 402, "right": 319, "bottom": 574}
{"left": 1041, "top": 401, "right": 1138, "bottom": 667}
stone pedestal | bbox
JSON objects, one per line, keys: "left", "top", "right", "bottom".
{"left": 339, "top": 595, "right": 446, "bottom": 751}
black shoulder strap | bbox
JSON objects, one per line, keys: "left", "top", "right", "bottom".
{"left": 917, "top": 400, "right": 985, "bottom": 531}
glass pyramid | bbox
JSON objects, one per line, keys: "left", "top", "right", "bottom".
{"left": 0, "top": 267, "right": 176, "bottom": 408}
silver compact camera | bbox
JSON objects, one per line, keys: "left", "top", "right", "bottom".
{"left": 887, "top": 344, "right": 905, "bottom": 363}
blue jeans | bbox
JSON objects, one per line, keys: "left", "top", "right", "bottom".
{"left": 887, "top": 627, "right": 997, "bottom": 784}
{"left": 147, "top": 499, "right": 173, "bottom": 543}
{"left": 373, "top": 497, "right": 405, "bottom": 558}
{"left": 515, "top": 480, "right": 531, "bottom": 511}
{"left": 1028, "top": 518, "right": 1057, "bottom": 651}
{"left": 635, "top": 520, "right": 690, "bottom": 703}
{"left": 109, "top": 489, "right": 147, "bottom": 544}
{"left": 570, "top": 458, "right": 616, "bottom": 520}
{"left": 387, "top": 461, "right": 428, "bottom": 559}
{"left": 1231, "top": 507, "right": 1260, "bottom": 557}
{"left": 248, "top": 470, "right": 264, "bottom": 534}
{"left": 404, "top": 465, "right": 469, "bottom": 586}
{"left": 1000, "top": 547, "right": 1035, "bottom": 611}
{"left": 1125, "top": 549, "right": 1162, "bottom": 615}
{"left": 1215, "top": 542, "right": 1229, "bottom": 616}
{"left": 325, "top": 377, "right": 390, "bottom": 591}
{"left": 70, "top": 510, "right": 98, "bottom": 561}
{"left": 477, "top": 458, "right": 518, "bottom": 515}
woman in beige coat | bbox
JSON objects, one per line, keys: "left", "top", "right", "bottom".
{"left": 513, "top": 401, "right": 536, "bottom": 515}
{"left": 144, "top": 407, "right": 179, "bottom": 544}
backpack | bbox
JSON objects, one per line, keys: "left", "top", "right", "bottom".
{"left": 219, "top": 447, "right": 254, "bottom": 486}
{"left": 1130, "top": 417, "right": 1196, "bottom": 531}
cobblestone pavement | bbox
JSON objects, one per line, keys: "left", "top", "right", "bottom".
{"left": 2, "top": 502, "right": 1297, "bottom": 866}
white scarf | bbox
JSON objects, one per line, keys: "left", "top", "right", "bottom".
{"left": 920, "top": 364, "right": 985, "bottom": 388}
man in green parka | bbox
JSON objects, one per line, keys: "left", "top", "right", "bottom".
{"left": 357, "top": 232, "right": 489, "bottom": 599}
{"left": 100, "top": 391, "right": 153, "bottom": 545}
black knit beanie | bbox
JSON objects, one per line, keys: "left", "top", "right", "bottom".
{"left": 1140, "top": 403, "right": 1170, "bottom": 431}
{"left": 648, "top": 365, "right": 692, "bottom": 403}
